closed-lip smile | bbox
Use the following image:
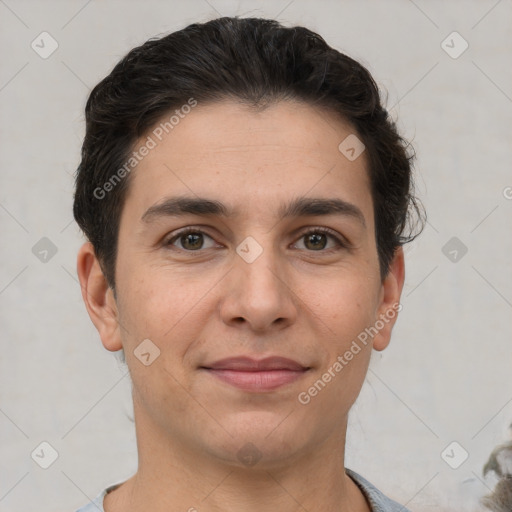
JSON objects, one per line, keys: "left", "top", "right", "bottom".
{"left": 200, "top": 356, "right": 310, "bottom": 392}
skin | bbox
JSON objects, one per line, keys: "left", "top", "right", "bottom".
{"left": 77, "top": 99, "right": 405, "bottom": 512}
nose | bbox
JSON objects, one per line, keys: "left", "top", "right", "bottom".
{"left": 219, "top": 240, "right": 298, "bottom": 333}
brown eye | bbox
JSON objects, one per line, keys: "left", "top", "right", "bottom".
{"left": 179, "top": 232, "right": 204, "bottom": 250}
{"left": 294, "top": 228, "right": 345, "bottom": 252}
{"left": 166, "top": 228, "right": 217, "bottom": 251}
{"left": 304, "top": 232, "right": 328, "bottom": 250}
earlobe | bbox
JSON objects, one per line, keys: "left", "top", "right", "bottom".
{"left": 372, "top": 247, "right": 405, "bottom": 351}
{"left": 76, "top": 242, "right": 122, "bottom": 352}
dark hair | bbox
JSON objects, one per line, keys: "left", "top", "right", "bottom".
{"left": 73, "top": 16, "right": 424, "bottom": 290}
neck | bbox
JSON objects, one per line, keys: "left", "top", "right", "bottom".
{"left": 104, "top": 402, "right": 371, "bottom": 512}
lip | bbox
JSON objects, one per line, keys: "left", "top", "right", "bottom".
{"left": 203, "top": 356, "right": 308, "bottom": 371}
{"left": 200, "top": 357, "right": 310, "bottom": 392}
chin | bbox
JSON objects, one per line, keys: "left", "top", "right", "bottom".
{"left": 207, "top": 411, "right": 313, "bottom": 470}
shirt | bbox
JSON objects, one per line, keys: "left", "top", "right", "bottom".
{"left": 75, "top": 468, "right": 411, "bottom": 512}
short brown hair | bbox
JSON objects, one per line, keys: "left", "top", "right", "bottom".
{"left": 73, "top": 16, "right": 424, "bottom": 290}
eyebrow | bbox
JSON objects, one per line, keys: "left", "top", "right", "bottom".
{"left": 141, "top": 195, "right": 366, "bottom": 227}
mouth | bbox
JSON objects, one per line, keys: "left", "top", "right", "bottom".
{"left": 200, "top": 356, "right": 311, "bottom": 392}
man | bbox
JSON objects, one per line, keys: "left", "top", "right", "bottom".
{"left": 73, "top": 16, "right": 423, "bottom": 512}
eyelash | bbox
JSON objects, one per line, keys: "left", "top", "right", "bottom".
{"left": 164, "top": 226, "right": 348, "bottom": 253}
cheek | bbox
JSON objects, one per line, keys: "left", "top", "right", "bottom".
{"left": 115, "top": 266, "right": 171, "bottom": 353}
{"left": 119, "top": 262, "right": 192, "bottom": 334}
{"left": 310, "top": 272, "right": 380, "bottom": 338}
{"left": 115, "top": 271, "right": 204, "bottom": 412}
{"left": 115, "top": 266, "right": 216, "bottom": 363}
{"left": 305, "top": 273, "right": 379, "bottom": 391}
{"left": 306, "top": 282, "right": 376, "bottom": 410}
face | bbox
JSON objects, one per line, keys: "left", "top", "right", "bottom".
{"left": 79, "top": 99, "right": 404, "bottom": 470}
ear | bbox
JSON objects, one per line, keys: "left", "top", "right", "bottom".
{"left": 372, "top": 247, "right": 405, "bottom": 351}
{"left": 76, "top": 242, "right": 122, "bottom": 352}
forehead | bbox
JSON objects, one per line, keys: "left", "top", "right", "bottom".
{"left": 122, "top": 99, "right": 373, "bottom": 225}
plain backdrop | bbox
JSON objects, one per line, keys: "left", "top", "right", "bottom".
{"left": 0, "top": 1, "right": 511, "bottom": 511}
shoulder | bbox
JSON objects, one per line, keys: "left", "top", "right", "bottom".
{"left": 73, "top": 482, "right": 122, "bottom": 512}
{"left": 346, "top": 468, "right": 411, "bottom": 512}
{"left": 76, "top": 474, "right": 407, "bottom": 512}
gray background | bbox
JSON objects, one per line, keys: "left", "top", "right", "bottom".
{"left": 0, "top": 1, "right": 511, "bottom": 511}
